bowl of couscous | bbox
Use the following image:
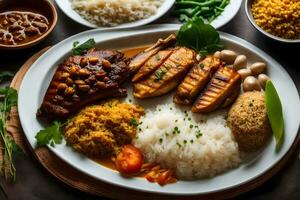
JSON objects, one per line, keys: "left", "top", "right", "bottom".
{"left": 245, "top": 0, "right": 300, "bottom": 43}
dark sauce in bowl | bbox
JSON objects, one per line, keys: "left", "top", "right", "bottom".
{"left": 0, "top": 0, "right": 57, "bottom": 48}
{"left": 0, "top": 11, "right": 49, "bottom": 45}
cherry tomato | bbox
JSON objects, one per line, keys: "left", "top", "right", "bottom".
{"left": 115, "top": 144, "right": 143, "bottom": 174}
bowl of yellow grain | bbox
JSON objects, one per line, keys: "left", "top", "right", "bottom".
{"left": 245, "top": 0, "right": 300, "bottom": 43}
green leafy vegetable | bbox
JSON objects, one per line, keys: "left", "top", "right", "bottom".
{"left": 176, "top": 17, "right": 224, "bottom": 55}
{"left": 174, "top": 0, "right": 230, "bottom": 23}
{"left": 72, "top": 38, "right": 96, "bottom": 55}
{"left": 35, "top": 121, "right": 63, "bottom": 147}
{"left": 0, "top": 87, "right": 22, "bottom": 181}
{"left": 0, "top": 71, "right": 14, "bottom": 83}
{"left": 265, "top": 80, "right": 284, "bottom": 151}
{"left": 129, "top": 118, "right": 139, "bottom": 127}
{"left": 73, "top": 41, "right": 79, "bottom": 48}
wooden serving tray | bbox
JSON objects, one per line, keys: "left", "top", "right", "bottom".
{"left": 5, "top": 47, "right": 300, "bottom": 200}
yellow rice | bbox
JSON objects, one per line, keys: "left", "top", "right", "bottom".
{"left": 251, "top": 0, "right": 300, "bottom": 39}
{"left": 64, "top": 99, "right": 144, "bottom": 158}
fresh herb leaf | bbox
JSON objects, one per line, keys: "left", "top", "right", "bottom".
{"left": 72, "top": 38, "right": 96, "bottom": 55}
{"left": 0, "top": 87, "right": 20, "bottom": 182}
{"left": 265, "top": 80, "right": 284, "bottom": 151}
{"left": 154, "top": 70, "right": 167, "bottom": 82}
{"left": 173, "top": 126, "right": 180, "bottom": 134}
{"left": 10, "top": 140, "right": 23, "bottom": 156}
{"left": 176, "top": 142, "right": 182, "bottom": 148}
{"left": 159, "top": 138, "right": 163, "bottom": 144}
{"left": 195, "top": 130, "right": 202, "bottom": 138}
{"left": 73, "top": 41, "right": 79, "bottom": 48}
{"left": 0, "top": 87, "right": 18, "bottom": 113}
{"left": 35, "top": 121, "right": 63, "bottom": 147}
{"left": 129, "top": 118, "right": 139, "bottom": 127}
{"left": 0, "top": 71, "right": 14, "bottom": 83}
{"left": 155, "top": 54, "right": 161, "bottom": 61}
{"left": 176, "top": 17, "right": 224, "bottom": 56}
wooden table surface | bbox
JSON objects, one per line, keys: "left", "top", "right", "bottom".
{"left": 0, "top": 1, "right": 299, "bottom": 199}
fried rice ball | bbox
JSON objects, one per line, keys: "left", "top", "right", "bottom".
{"left": 227, "top": 91, "right": 272, "bottom": 152}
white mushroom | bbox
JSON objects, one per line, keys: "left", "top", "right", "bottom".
{"left": 214, "top": 51, "right": 221, "bottom": 59}
{"left": 243, "top": 76, "right": 261, "bottom": 91}
{"left": 220, "top": 50, "right": 237, "bottom": 64}
{"left": 258, "top": 74, "right": 270, "bottom": 89}
{"left": 238, "top": 68, "right": 252, "bottom": 79}
{"left": 233, "top": 55, "right": 247, "bottom": 70}
{"left": 250, "top": 62, "right": 267, "bottom": 75}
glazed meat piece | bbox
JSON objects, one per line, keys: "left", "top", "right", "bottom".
{"left": 173, "top": 56, "right": 223, "bottom": 105}
{"left": 132, "top": 49, "right": 173, "bottom": 82}
{"left": 133, "top": 47, "right": 196, "bottom": 99}
{"left": 192, "top": 67, "right": 241, "bottom": 113}
{"left": 129, "top": 34, "right": 176, "bottom": 74}
{"left": 37, "top": 48, "right": 130, "bottom": 122}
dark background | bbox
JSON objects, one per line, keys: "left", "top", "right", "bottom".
{"left": 0, "top": 0, "right": 299, "bottom": 199}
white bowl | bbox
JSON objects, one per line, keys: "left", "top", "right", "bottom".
{"left": 245, "top": 0, "right": 300, "bottom": 43}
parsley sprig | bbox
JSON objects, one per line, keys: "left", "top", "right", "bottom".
{"left": 154, "top": 69, "right": 167, "bottom": 82}
{"left": 35, "top": 121, "right": 63, "bottom": 147}
{"left": 0, "top": 86, "right": 22, "bottom": 182}
{"left": 72, "top": 38, "right": 96, "bottom": 55}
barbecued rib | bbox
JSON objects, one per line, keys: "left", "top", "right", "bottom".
{"left": 192, "top": 66, "right": 241, "bottom": 113}
{"left": 173, "top": 56, "right": 223, "bottom": 105}
{"left": 37, "top": 48, "right": 130, "bottom": 122}
{"left": 133, "top": 47, "right": 196, "bottom": 99}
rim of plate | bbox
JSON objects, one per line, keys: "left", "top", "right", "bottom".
{"left": 210, "top": 0, "right": 242, "bottom": 29}
{"left": 54, "top": 0, "right": 175, "bottom": 29}
{"left": 18, "top": 24, "right": 300, "bottom": 195}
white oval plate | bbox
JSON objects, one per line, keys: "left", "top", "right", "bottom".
{"left": 55, "top": 0, "right": 175, "bottom": 29}
{"left": 18, "top": 24, "right": 300, "bottom": 195}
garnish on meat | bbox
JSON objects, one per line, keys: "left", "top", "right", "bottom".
{"left": 37, "top": 48, "right": 130, "bottom": 122}
{"left": 192, "top": 66, "right": 241, "bottom": 113}
{"left": 174, "top": 56, "right": 224, "bottom": 105}
{"left": 132, "top": 49, "right": 173, "bottom": 82}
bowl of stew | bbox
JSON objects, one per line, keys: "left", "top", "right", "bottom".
{"left": 0, "top": 0, "right": 57, "bottom": 49}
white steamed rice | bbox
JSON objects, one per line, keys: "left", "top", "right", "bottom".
{"left": 133, "top": 104, "right": 241, "bottom": 180}
{"left": 70, "top": 0, "right": 164, "bottom": 27}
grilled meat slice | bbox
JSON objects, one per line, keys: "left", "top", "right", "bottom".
{"left": 173, "top": 56, "right": 223, "bottom": 105}
{"left": 192, "top": 67, "right": 241, "bottom": 113}
{"left": 37, "top": 49, "right": 130, "bottom": 122}
{"left": 221, "top": 82, "right": 241, "bottom": 108}
{"left": 132, "top": 49, "right": 173, "bottom": 82}
{"left": 129, "top": 34, "right": 176, "bottom": 74}
{"left": 133, "top": 47, "right": 196, "bottom": 99}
